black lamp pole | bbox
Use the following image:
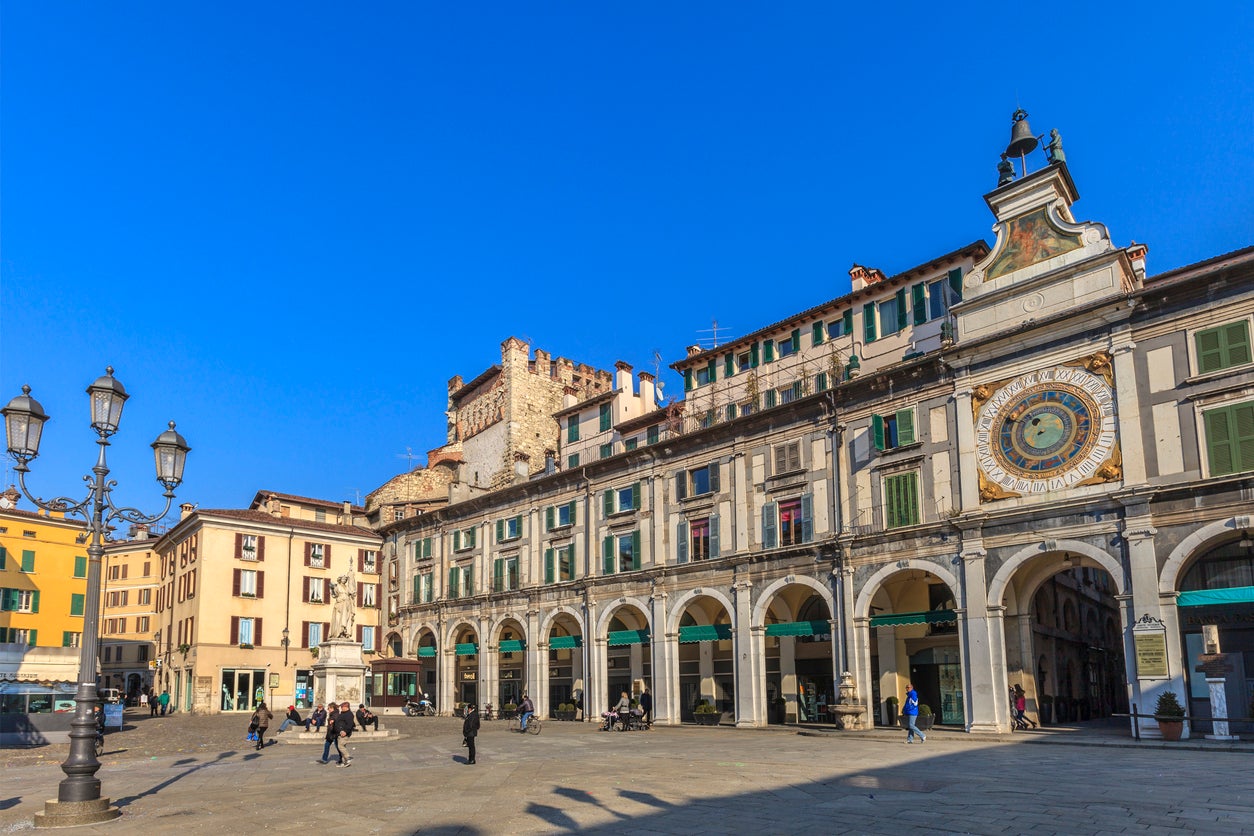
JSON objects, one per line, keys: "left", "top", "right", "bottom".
{"left": 3, "top": 367, "right": 189, "bottom": 828}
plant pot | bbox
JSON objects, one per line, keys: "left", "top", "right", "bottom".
{"left": 694, "top": 712, "right": 721, "bottom": 726}
{"left": 1039, "top": 704, "right": 1052, "bottom": 726}
{"left": 1158, "top": 719, "right": 1184, "bottom": 742}
{"left": 555, "top": 711, "right": 576, "bottom": 721}
{"left": 885, "top": 703, "right": 898, "bottom": 728}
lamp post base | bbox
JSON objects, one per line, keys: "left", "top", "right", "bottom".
{"left": 33, "top": 797, "right": 121, "bottom": 828}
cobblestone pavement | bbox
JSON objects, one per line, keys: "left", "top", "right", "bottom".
{"left": 2, "top": 709, "right": 1252, "bottom": 834}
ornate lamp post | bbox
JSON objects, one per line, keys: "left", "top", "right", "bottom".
{"left": 3, "top": 367, "right": 189, "bottom": 828}
{"left": 282, "top": 626, "right": 291, "bottom": 667}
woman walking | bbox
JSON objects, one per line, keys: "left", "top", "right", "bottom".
{"left": 250, "top": 701, "right": 273, "bottom": 750}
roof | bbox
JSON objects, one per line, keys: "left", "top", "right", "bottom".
{"left": 249, "top": 491, "right": 363, "bottom": 513}
{"left": 671, "top": 240, "right": 990, "bottom": 369}
{"left": 1142, "top": 245, "right": 1254, "bottom": 289}
{"left": 450, "top": 365, "right": 502, "bottom": 404}
{"left": 617, "top": 404, "right": 679, "bottom": 434}
{"left": 0, "top": 506, "right": 87, "bottom": 529}
{"left": 195, "top": 508, "right": 380, "bottom": 539}
{"left": 552, "top": 388, "right": 617, "bottom": 419}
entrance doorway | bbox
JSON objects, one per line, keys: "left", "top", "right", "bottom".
{"left": 220, "top": 668, "right": 266, "bottom": 712}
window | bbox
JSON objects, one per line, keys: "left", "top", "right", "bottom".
{"left": 308, "top": 622, "right": 324, "bottom": 648}
{"left": 827, "top": 310, "right": 854, "bottom": 340}
{"left": 143, "top": 561, "right": 150, "bottom": 577}
{"left": 315, "top": 508, "right": 327, "bottom": 523}
{"left": 600, "top": 443, "right": 613, "bottom": 460}
{"left": 740, "top": 400, "right": 757, "bottom": 417}
{"left": 240, "top": 534, "right": 259, "bottom": 560}
{"left": 624, "top": 438, "right": 638, "bottom": 452}
{"left": 815, "top": 372, "right": 829, "bottom": 392}
{"left": 762, "top": 496, "right": 813, "bottom": 548}
{"left": 775, "top": 441, "right": 802, "bottom": 473}
{"left": 308, "top": 543, "right": 326, "bottom": 568}
{"left": 884, "top": 471, "right": 921, "bottom": 529}
{"left": 495, "top": 516, "right": 522, "bottom": 543}
{"left": 875, "top": 289, "right": 908, "bottom": 337}
{"left": 137, "top": 644, "right": 149, "bottom": 661}
{"left": 544, "top": 544, "right": 575, "bottom": 583}
{"left": 646, "top": 425, "right": 660, "bottom": 445}
{"left": 361, "top": 582, "right": 378, "bottom": 608}
{"left": 22, "top": 530, "right": 34, "bottom": 538}
{"left": 414, "top": 572, "right": 434, "bottom": 604}
{"left": 103, "top": 646, "right": 112, "bottom": 662}
{"left": 109, "top": 565, "right": 119, "bottom": 581}
{"left": 63, "top": 632, "right": 81, "bottom": 648}
{"left": 307, "top": 577, "right": 326, "bottom": 603}
{"left": 452, "top": 526, "right": 477, "bottom": 552}
{"left": 737, "top": 350, "right": 754, "bottom": 373}
{"left": 1203, "top": 401, "right": 1254, "bottom": 477}
{"left": 447, "top": 562, "right": 474, "bottom": 598}
{"left": 676, "top": 461, "right": 720, "bottom": 499}
{"left": 415, "top": 537, "right": 433, "bottom": 561}
{"left": 137, "top": 616, "right": 150, "bottom": 632}
{"left": 603, "top": 483, "right": 641, "bottom": 516}
{"left": 599, "top": 403, "right": 612, "bottom": 432}
{"left": 779, "top": 381, "right": 802, "bottom": 404}
{"left": 872, "top": 408, "right": 917, "bottom": 450}
{"left": 360, "top": 625, "right": 376, "bottom": 651}
{"left": 20, "top": 550, "right": 34, "bottom": 573}
{"left": 70, "top": 593, "right": 85, "bottom": 617}
{"left": 237, "top": 618, "right": 256, "bottom": 645}
{"left": 493, "top": 557, "right": 519, "bottom": 592}
{"left": 694, "top": 360, "right": 716, "bottom": 386}
{"left": 394, "top": 509, "right": 405, "bottom": 521}
{"left": 361, "top": 550, "right": 378, "bottom": 574}
{"left": 73, "top": 556, "right": 87, "bottom": 579}
{"left": 1196, "top": 321, "right": 1252, "bottom": 374}
{"left": 138, "top": 588, "right": 152, "bottom": 606}
{"left": 777, "top": 329, "right": 801, "bottom": 358}
{"left": 546, "top": 501, "right": 577, "bottom": 531}
{"left": 567, "top": 416, "right": 580, "bottom": 443}
{"left": 16, "top": 590, "right": 36, "bottom": 613}
{"left": 236, "top": 569, "right": 259, "bottom": 597}
{"left": 602, "top": 531, "right": 641, "bottom": 574}
{"left": 567, "top": 453, "right": 580, "bottom": 469}
{"left": 677, "top": 516, "right": 719, "bottom": 563}
{"left": 763, "top": 389, "right": 777, "bottom": 409}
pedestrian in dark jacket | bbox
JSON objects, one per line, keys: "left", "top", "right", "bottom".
{"left": 250, "top": 701, "right": 273, "bottom": 750}
{"left": 278, "top": 705, "right": 303, "bottom": 733}
{"left": 320, "top": 704, "right": 341, "bottom": 764}
{"left": 639, "top": 688, "right": 653, "bottom": 725}
{"left": 307, "top": 705, "right": 327, "bottom": 732}
{"left": 356, "top": 704, "right": 379, "bottom": 732}
{"left": 462, "top": 703, "right": 480, "bottom": 765}
{"left": 333, "top": 701, "right": 356, "bottom": 767}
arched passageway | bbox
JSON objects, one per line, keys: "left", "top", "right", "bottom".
{"left": 676, "top": 596, "right": 734, "bottom": 723}
{"left": 601, "top": 604, "right": 651, "bottom": 713}
{"left": 762, "top": 586, "right": 834, "bottom": 724}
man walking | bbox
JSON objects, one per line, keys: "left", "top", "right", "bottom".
{"left": 333, "top": 701, "right": 356, "bottom": 767}
{"left": 149, "top": 688, "right": 159, "bottom": 718}
{"left": 159, "top": 689, "right": 170, "bottom": 716}
{"left": 462, "top": 703, "right": 480, "bottom": 765}
{"left": 902, "top": 682, "right": 926, "bottom": 744}
{"left": 319, "top": 704, "right": 341, "bottom": 764}
{"left": 639, "top": 687, "right": 653, "bottom": 726}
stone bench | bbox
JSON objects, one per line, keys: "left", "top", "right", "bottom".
{"left": 278, "top": 725, "right": 400, "bottom": 744}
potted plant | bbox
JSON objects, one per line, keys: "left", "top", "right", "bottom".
{"left": 1038, "top": 695, "right": 1053, "bottom": 726}
{"left": 917, "top": 704, "right": 935, "bottom": 731}
{"left": 309, "top": 647, "right": 319, "bottom": 659}
{"left": 555, "top": 703, "right": 577, "bottom": 721}
{"left": 177, "top": 643, "right": 191, "bottom": 659}
{"left": 885, "top": 696, "right": 899, "bottom": 727}
{"left": 771, "top": 696, "right": 787, "bottom": 725}
{"left": 1155, "top": 691, "right": 1185, "bottom": 742}
{"left": 501, "top": 702, "right": 518, "bottom": 720}
{"left": 693, "top": 700, "right": 721, "bottom": 726}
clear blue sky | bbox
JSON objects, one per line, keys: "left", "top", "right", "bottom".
{"left": 2, "top": 2, "right": 1251, "bottom": 522}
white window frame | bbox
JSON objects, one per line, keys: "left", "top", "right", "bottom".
{"left": 239, "top": 569, "right": 258, "bottom": 597}
{"left": 308, "top": 578, "right": 325, "bottom": 603}
{"left": 362, "top": 550, "right": 378, "bottom": 573}
{"left": 309, "top": 543, "right": 326, "bottom": 568}
{"left": 362, "top": 583, "right": 377, "bottom": 608}
{"left": 238, "top": 618, "right": 255, "bottom": 645}
{"left": 17, "top": 590, "right": 34, "bottom": 613}
{"left": 241, "top": 534, "right": 259, "bottom": 560}
{"left": 309, "top": 622, "right": 323, "bottom": 648}
{"left": 361, "top": 625, "right": 376, "bottom": 652}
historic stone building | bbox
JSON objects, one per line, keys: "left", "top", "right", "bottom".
{"left": 382, "top": 130, "right": 1253, "bottom": 737}
{"left": 100, "top": 530, "right": 162, "bottom": 703}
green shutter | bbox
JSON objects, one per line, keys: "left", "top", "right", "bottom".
{"left": 465, "top": 560, "right": 474, "bottom": 596}
{"left": 545, "top": 506, "right": 555, "bottom": 531}
{"left": 0, "top": 546, "right": 5, "bottom": 570}
{"left": 709, "top": 461, "right": 720, "bottom": 492}
{"left": 71, "top": 593, "right": 85, "bottom": 616}
{"left": 496, "top": 519, "right": 505, "bottom": 543}
{"left": 74, "top": 555, "right": 87, "bottom": 578}
{"left": 871, "top": 414, "right": 885, "bottom": 451}
{"left": 631, "top": 482, "right": 641, "bottom": 510}
{"left": 762, "top": 502, "right": 777, "bottom": 549}
{"left": 1197, "top": 328, "right": 1224, "bottom": 373}
{"left": 912, "top": 283, "right": 927, "bottom": 325}
{"left": 750, "top": 342, "right": 760, "bottom": 368}
{"left": 709, "top": 514, "right": 720, "bottom": 557}
{"left": 453, "top": 530, "right": 461, "bottom": 551}
{"left": 816, "top": 372, "right": 828, "bottom": 392}
{"left": 21, "top": 550, "right": 34, "bottom": 573}
{"left": 790, "top": 328, "right": 801, "bottom": 352}
{"left": 27, "top": 629, "right": 36, "bottom": 647}
{"left": 545, "top": 548, "right": 555, "bottom": 584}
{"left": 603, "top": 536, "right": 614, "bottom": 575}
{"left": 1, "top": 588, "right": 14, "bottom": 611}
{"left": 567, "top": 500, "right": 577, "bottom": 524}
{"left": 724, "top": 353, "right": 735, "bottom": 378}
{"left": 676, "top": 521, "right": 688, "bottom": 564}
{"left": 812, "top": 321, "right": 825, "bottom": 346}
{"left": 842, "top": 309, "right": 854, "bottom": 336}
{"left": 30, "top": 590, "right": 38, "bottom": 614}
{"left": 493, "top": 558, "right": 504, "bottom": 592}
{"left": 896, "top": 408, "right": 916, "bottom": 446}
{"left": 448, "top": 567, "right": 459, "bottom": 598}
{"left": 1198, "top": 323, "right": 1253, "bottom": 374}
{"left": 895, "top": 288, "right": 908, "bottom": 331}
{"left": 886, "top": 472, "right": 920, "bottom": 529}
{"left": 764, "top": 390, "right": 776, "bottom": 408}
{"left": 948, "top": 268, "right": 963, "bottom": 301}
{"left": 631, "top": 530, "right": 641, "bottom": 570}
{"left": 707, "top": 358, "right": 717, "bottom": 383}
{"left": 1205, "top": 402, "right": 1254, "bottom": 476}
{"left": 467, "top": 528, "right": 476, "bottom": 548}
{"left": 603, "top": 489, "right": 614, "bottom": 517}
{"left": 600, "top": 403, "right": 611, "bottom": 432}
{"left": 413, "top": 574, "right": 421, "bottom": 601}
{"left": 864, "top": 302, "right": 878, "bottom": 342}
{"left": 63, "top": 631, "right": 74, "bottom": 647}
{"left": 764, "top": 341, "right": 775, "bottom": 363}
{"left": 684, "top": 369, "right": 694, "bottom": 392}
{"left": 1225, "top": 322, "right": 1252, "bottom": 367}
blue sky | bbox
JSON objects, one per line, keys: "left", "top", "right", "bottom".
{"left": 2, "top": 2, "right": 1251, "bottom": 522}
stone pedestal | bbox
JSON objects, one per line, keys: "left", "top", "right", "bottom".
{"left": 33, "top": 797, "right": 120, "bottom": 828}
{"left": 831, "top": 671, "right": 868, "bottom": 731}
{"left": 1205, "top": 677, "right": 1239, "bottom": 741}
{"left": 312, "top": 640, "right": 368, "bottom": 708}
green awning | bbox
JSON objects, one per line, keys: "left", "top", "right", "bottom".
{"left": 416, "top": 646, "right": 436, "bottom": 657}
{"left": 548, "top": 635, "right": 582, "bottom": 649}
{"left": 455, "top": 642, "right": 479, "bottom": 656}
{"left": 869, "top": 610, "right": 958, "bottom": 628}
{"left": 499, "top": 640, "right": 525, "bottom": 653}
{"left": 1177, "top": 586, "right": 1254, "bottom": 607}
{"left": 607, "top": 629, "right": 650, "bottom": 646}
{"left": 678, "top": 624, "right": 732, "bottom": 643}
{"left": 765, "top": 620, "right": 831, "bottom": 638}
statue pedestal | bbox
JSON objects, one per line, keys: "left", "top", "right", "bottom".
{"left": 312, "top": 640, "right": 368, "bottom": 708}
{"left": 1205, "top": 677, "right": 1239, "bottom": 741}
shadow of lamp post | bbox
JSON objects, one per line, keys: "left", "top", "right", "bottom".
{"left": 3, "top": 367, "right": 189, "bottom": 828}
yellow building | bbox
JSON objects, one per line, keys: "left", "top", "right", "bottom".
{"left": 0, "top": 501, "right": 89, "bottom": 654}
{"left": 101, "top": 533, "right": 161, "bottom": 702}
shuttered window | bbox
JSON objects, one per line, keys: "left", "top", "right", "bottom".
{"left": 599, "top": 402, "right": 612, "bottom": 432}
{"left": 1195, "top": 322, "right": 1252, "bottom": 374}
{"left": 884, "top": 471, "right": 921, "bottom": 529}
{"left": 872, "top": 408, "right": 916, "bottom": 450}
{"left": 1203, "top": 401, "right": 1254, "bottom": 477}
{"left": 863, "top": 302, "right": 878, "bottom": 342}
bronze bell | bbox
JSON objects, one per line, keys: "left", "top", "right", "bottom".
{"left": 1006, "top": 108, "right": 1038, "bottom": 159}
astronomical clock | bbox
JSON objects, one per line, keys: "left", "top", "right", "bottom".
{"left": 973, "top": 353, "right": 1121, "bottom": 501}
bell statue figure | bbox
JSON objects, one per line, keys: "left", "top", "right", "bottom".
{"left": 997, "top": 154, "right": 1016, "bottom": 187}
{"left": 329, "top": 573, "right": 356, "bottom": 639}
{"left": 1046, "top": 128, "right": 1066, "bottom": 165}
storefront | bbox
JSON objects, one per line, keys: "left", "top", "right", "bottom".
{"left": 369, "top": 658, "right": 422, "bottom": 710}
{"left": 220, "top": 668, "right": 267, "bottom": 712}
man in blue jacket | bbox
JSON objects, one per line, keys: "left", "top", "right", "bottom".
{"left": 903, "top": 683, "right": 926, "bottom": 744}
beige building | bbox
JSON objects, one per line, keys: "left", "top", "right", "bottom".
{"left": 100, "top": 531, "right": 162, "bottom": 702}
{"left": 153, "top": 492, "right": 381, "bottom": 713}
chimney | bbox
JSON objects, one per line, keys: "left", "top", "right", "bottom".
{"left": 638, "top": 371, "right": 656, "bottom": 409}
{"left": 613, "top": 360, "right": 634, "bottom": 393}
{"left": 179, "top": 503, "right": 196, "bottom": 520}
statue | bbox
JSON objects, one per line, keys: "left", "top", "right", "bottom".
{"left": 329, "top": 573, "right": 356, "bottom": 639}
{"left": 1045, "top": 129, "right": 1066, "bottom": 165}
{"left": 997, "top": 154, "right": 1015, "bottom": 187}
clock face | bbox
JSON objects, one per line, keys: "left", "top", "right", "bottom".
{"left": 975, "top": 366, "right": 1117, "bottom": 496}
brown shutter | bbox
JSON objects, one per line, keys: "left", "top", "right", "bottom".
{"left": 122, "top": 564, "right": 128, "bottom": 579}
{"left": 356, "top": 582, "right": 363, "bottom": 607}
{"left": 302, "top": 577, "right": 310, "bottom": 603}
{"left": 356, "top": 625, "right": 363, "bottom": 643}
{"left": 358, "top": 549, "right": 364, "bottom": 573}
{"left": 304, "top": 542, "right": 311, "bottom": 567}
{"left": 230, "top": 616, "right": 239, "bottom": 645}
{"left": 232, "top": 568, "right": 241, "bottom": 597}
{"left": 324, "top": 579, "right": 331, "bottom": 601}
{"left": 323, "top": 622, "right": 330, "bottom": 639}
{"left": 235, "top": 533, "right": 243, "bottom": 559}
{"left": 257, "top": 536, "right": 265, "bottom": 562}
{"left": 302, "top": 621, "right": 310, "bottom": 648}
{"left": 255, "top": 618, "right": 262, "bottom": 647}
{"left": 256, "top": 571, "right": 265, "bottom": 599}
{"left": 188, "top": 615, "right": 194, "bottom": 643}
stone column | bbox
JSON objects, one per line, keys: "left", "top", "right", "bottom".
{"left": 650, "top": 589, "right": 676, "bottom": 725}
{"left": 1109, "top": 335, "right": 1147, "bottom": 486}
{"left": 526, "top": 608, "right": 543, "bottom": 716}
{"left": 957, "top": 523, "right": 1001, "bottom": 733}
{"left": 1117, "top": 490, "right": 1173, "bottom": 738}
{"left": 479, "top": 616, "right": 496, "bottom": 710}
{"left": 952, "top": 382, "right": 980, "bottom": 512}
{"left": 583, "top": 599, "right": 601, "bottom": 722}
{"left": 731, "top": 578, "right": 759, "bottom": 726}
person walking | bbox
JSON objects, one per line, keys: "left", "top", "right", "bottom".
{"left": 1013, "top": 685, "right": 1036, "bottom": 730}
{"left": 250, "top": 701, "right": 273, "bottom": 750}
{"left": 902, "top": 683, "right": 926, "bottom": 744}
{"left": 278, "top": 705, "right": 303, "bottom": 733}
{"left": 639, "top": 687, "right": 653, "bottom": 726}
{"left": 333, "top": 701, "right": 356, "bottom": 767}
{"left": 149, "top": 688, "right": 159, "bottom": 718}
{"left": 355, "top": 704, "right": 379, "bottom": 732}
{"left": 159, "top": 689, "right": 170, "bottom": 716}
{"left": 462, "top": 703, "right": 480, "bottom": 765}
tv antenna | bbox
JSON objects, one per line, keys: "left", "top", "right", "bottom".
{"left": 696, "top": 318, "right": 729, "bottom": 351}
{"left": 396, "top": 447, "right": 421, "bottom": 472}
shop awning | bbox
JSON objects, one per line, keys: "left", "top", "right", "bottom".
{"left": 455, "top": 643, "right": 479, "bottom": 656}
{"left": 869, "top": 610, "right": 958, "bottom": 628}
{"left": 548, "top": 635, "right": 582, "bottom": 649}
{"left": 1177, "top": 586, "right": 1254, "bottom": 607}
{"left": 499, "top": 640, "right": 526, "bottom": 653}
{"left": 765, "top": 619, "right": 831, "bottom": 638}
{"left": 607, "top": 629, "right": 650, "bottom": 646}
{"left": 678, "top": 624, "right": 732, "bottom": 643}
{"left": 416, "top": 646, "right": 436, "bottom": 657}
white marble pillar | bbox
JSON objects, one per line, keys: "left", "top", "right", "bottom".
{"left": 733, "top": 579, "right": 760, "bottom": 726}
{"left": 1206, "top": 678, "right": 1238, "bottom": 740}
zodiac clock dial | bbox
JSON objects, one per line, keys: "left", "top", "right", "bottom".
{"left": 974, "top": 366, "right": 1117, "bottom": 496}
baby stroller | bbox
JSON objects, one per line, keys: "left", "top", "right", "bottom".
{"left": 599, "top": 711, "right": 617, "bottom": 732}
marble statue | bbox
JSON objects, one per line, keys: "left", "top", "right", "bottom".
{"left": 329, "top": 573, "right": 356, "bottom": 639}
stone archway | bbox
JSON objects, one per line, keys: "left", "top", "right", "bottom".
{"left": 540, "top": 607, "right": 585, "bottom": 719}
{"left": 597, "top": 602, "right": 652, "bottom": 715}
{"left": 754, "top": 580, "right": 836, "bottom": 725}
{"left": 669, "top": 593, "right": 736, "bottom": 723}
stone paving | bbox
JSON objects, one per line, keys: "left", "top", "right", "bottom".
{"left": 1, "top": 709, "right": 1252, "bottom": 834}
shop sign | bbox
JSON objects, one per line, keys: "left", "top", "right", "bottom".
{"left": 1132, "top": 614, "right": 1169, "bottom": 679}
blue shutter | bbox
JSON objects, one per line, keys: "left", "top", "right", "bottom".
{"left": 677, "top": 521, "right": 689, "bottom": 564}
{"left": 709, "top": 514, "right": 720, "bottom": 558}
{"left": 762, "top": 502, "right": 778, "bottom": 550}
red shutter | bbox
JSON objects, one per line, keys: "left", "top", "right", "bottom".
{"left": 324, "top": 622, "right": 330, "bottom": 639}
{"left": 230, "top": 616, "right": 239, "bottom": 645}
{"left": 356, "top": 625, "right": 363, "bottom": 643}
{"left": 255, "top": 618, "right": 262, "bottom": 647}
{"left": 302, "top": 621, "right": 310, "bottom": 648}
{"left": 304, "top": 542, "right": 311, "bottom": 567}
{"left": 356, "top": 582, "right": 363, "bottom": 607}
{"left": 256, "top": 571, "right": 265, "bottom": 599}
{"left": 302, "top": 577, "right": 310, "bottom": 603}
{"left": 232, "top": 568, "right": 241, "bottom": 597}
{"left": 234, "top": 533, "right": 243, "bottom": 559}
{"left": 358, "top": 549, "right": 364, "bottom": 573}
{"left": 257, "top": 536, "right": 265, "bottom": 562}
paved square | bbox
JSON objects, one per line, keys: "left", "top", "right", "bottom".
{"left": 2, "top": 713, "right": 1251, "bottom": 834}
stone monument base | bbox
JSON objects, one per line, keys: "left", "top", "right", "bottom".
{"left": 313, "top": 640, "right": 368, "bottom": 708}
{"left": 33, "top": 797, "right": 120, "bottom": 828}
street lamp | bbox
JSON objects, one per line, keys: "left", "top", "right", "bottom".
{"left": 3, "top": 367, "right": 189, "bottom": 828}
{"left": 281, "top": 626, "right": 291, "bottom": 667}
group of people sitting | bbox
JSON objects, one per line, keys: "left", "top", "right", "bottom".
{"left": 277, "top": 703, "right": 379, "bottom": 733}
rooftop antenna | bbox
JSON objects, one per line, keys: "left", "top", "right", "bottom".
{"left": 696, "top": 318, "right": 729, "bottom": 351}
{"left": 396, "top": 447, "right": 420, "bottom": 472}
{"left": 345, "top": 488, "right": 362, "bottom": 505}
{"left": 651, "top": 350, "right": 666, "bottom": 405}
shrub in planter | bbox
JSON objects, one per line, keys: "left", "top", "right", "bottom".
{"left": 885, "top": 696, "right": 899, "bottom": 727}
{"left": 1155, "top": 691, "right": 1185, "bottom": 742}
{"left": 694, "top": 700, "right": 721, "bottom": 725}
{"left": 898, "top": 703, "right": 934, "bottom": 731}
{"left": 555, "top": 703, "right": 577, "bottom": 721}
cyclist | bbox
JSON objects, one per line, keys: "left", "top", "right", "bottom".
{"left": 518, "top": 693, "right": 535, "bottom": 733}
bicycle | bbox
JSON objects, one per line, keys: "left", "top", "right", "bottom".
{"left": 524, "top": 716, "right": 542, "bottom": 735}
